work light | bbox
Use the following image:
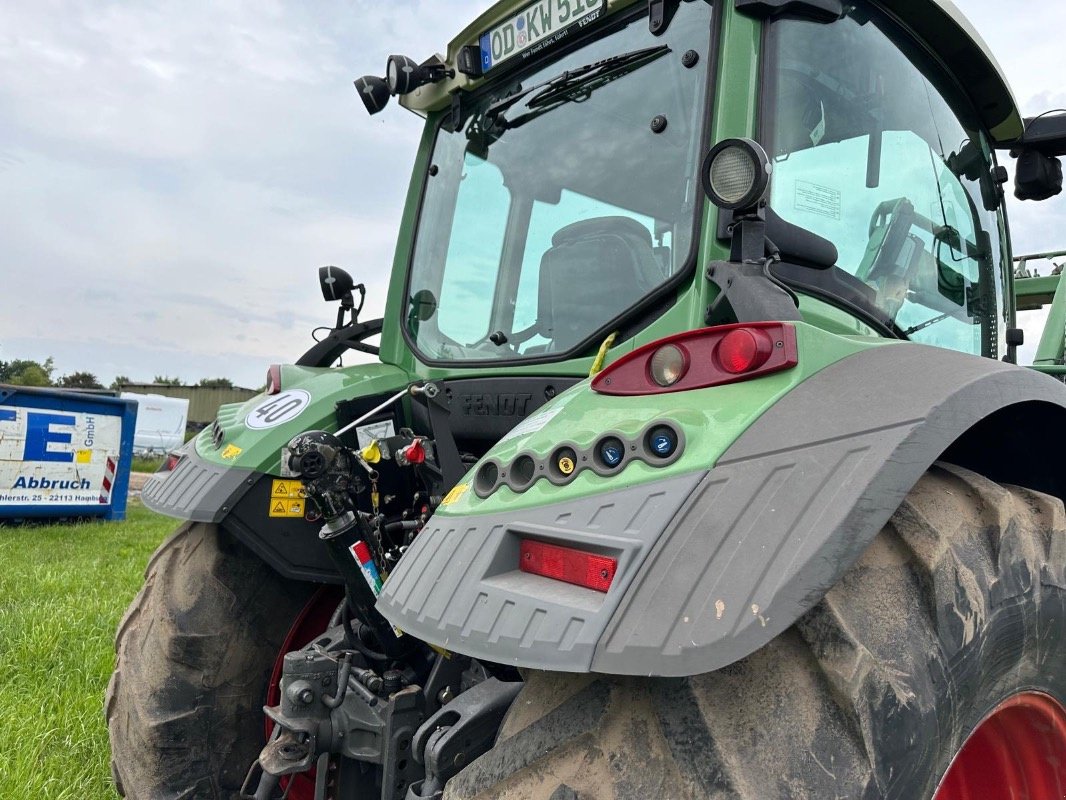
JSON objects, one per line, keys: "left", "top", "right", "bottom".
{"left": 701, "top": 138, "right": 773, "bottom": 212}
{"left": 354, "top": 75, "right": 391, "bottom": 115}
{"left": 384, "top": 54, "right": 455, "bottom": 97}
{"left": 386, "top": 54, "right": 421, "bottom": 95}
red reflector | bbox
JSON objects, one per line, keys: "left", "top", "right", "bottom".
{"left": 519, "top": 540, "right": 617, "bottom": 593}
{"left": 161, "top": 453, "right": 181, "bottom": 472}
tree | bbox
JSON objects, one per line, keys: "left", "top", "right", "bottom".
{"left": 110, "top": 375, "right": 131, "bottom": 391}
{"left": 59, "top": 371, "right": 104, "bottom": 389}
{"left": 153, "top": 375, "right": 183, "bottom": 386}
{"left": 198, "top": 377, "right": 234, "bottom": 389}
{"left": 0, "top": 357, "right": 55, "bottom": 387}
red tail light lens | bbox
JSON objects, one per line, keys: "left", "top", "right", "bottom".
{"left": 519, "top": 540, "right": 617, "bottom": 593}
{"left": 717, "top": 328, "right": 772, "bottom": 374}
{"left": 161, "top": 452, "right": 182, "bottom": 472}
{"left": 266, "top": 365, "right": 282, "bottom": 395}
{"left": 591, "top": 322, "right": 798, "bottom": 396}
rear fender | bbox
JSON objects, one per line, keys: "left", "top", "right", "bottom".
{"left": 142, "top": 363, "right": 412, "bottom": 583}
{"left": 593, "top": 344, "right": 1066, "bottom": 675}
{"left": 377, "top": 344, "right": 1066, "bottom": 676}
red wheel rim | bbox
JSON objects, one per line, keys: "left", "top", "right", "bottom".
{"left": 264, "top": 586, "right": 344, "bottom": 800}
{"left": 934, "top": 691, "right": 1066, "bottom": 800}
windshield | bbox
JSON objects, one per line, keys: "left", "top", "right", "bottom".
{"left": 406, "top": 2, "right": 713, "bottom": 362}
{"left": 764, "top": 2, "right": 1009, "bottom": 357}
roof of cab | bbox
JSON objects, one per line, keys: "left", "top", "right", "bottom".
{"left": 400, "top": 0, "right": 1023, "bottom": 144}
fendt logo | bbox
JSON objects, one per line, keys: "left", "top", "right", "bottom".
{"left": 459, "top": 393, "right": 533, "bottom": 417}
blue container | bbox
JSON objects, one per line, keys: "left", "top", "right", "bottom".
{"left": 0, "top": 385, "right": 138, "bottom": 521}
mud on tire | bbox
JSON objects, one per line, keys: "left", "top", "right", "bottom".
{"left": 444, "top": 464, "right": 1066, "bottom": 800}
{"left": 106, "top": 521, "right": 315, "bottom": 799}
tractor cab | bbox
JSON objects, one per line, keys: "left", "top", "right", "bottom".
{"left": 346, "top": 0, "right": 1064, "bottom": 381}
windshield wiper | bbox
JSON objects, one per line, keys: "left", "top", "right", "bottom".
{"left": 484, "top": 45, "right": 670, "bottom": 129}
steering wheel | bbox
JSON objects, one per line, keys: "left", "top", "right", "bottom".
{"left": 858, "top": 198, "right": 918, "bottom": 283}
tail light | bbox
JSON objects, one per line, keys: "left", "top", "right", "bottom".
{"left": 519, "top": 539, "right": 617, "bottom": 593}
{"left": 265, "top": 365, "right": 282, "bottom": 395}
{"left": 591, "top": 322, "right": 798, "bottom": 396}
{"left": 160, "top": 452, "right": 182, "bottom": 472}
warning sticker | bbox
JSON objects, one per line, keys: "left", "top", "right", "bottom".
{"left": 271, "top": 479, "right": 304, "bottom": 499}
{"left": 221, "top": 444, "right": 242, "bottom": 460}
{"left": 269, "top": 498, "right": 306, "bottom": 518}
{"left": 441, "top": 483, "right": 469, "bottom": 506}
{"left": 794, "top": 180, "right": 842, "bottom": 220}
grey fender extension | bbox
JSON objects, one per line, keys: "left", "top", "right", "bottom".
{"left": 383, "top": 344, "right": 1066, "bottom": 675}
{"left": 141, "top": 443, "right": 257, "bottom": 523}
{"left": 593, "top": 344, "right": 1066, "bottom": 674}
{"left": 376, "top": 472, "right": 707, "bottom": 671}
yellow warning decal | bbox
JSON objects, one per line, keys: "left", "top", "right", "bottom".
{"left": 75, "top": 449, "right": 92, "bottom": 464}
{"left": 271, "top": 479, "right": 304, "bottom": 498}
{"left": 270, "top": 498, "right": 306, "bottom": 518}
{"left": 221, "top": 444, "right": 243, "bottom": 460}
{"left": 441, "top": 483, "right": 469, "bottom": 506}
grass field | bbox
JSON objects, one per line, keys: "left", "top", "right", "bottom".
{"left": 0, "top": 502, "right": 174, "bottom": 799}
{"left": 129, "top": 455, "right": 165, "bottom": 474}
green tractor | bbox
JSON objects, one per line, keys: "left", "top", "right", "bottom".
{"left": 108, "top": 1, "right": 1066, "bottom": 798}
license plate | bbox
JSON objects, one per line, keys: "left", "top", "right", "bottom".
{"left": 479, "top": 0, "right": 606, "bottom": 74}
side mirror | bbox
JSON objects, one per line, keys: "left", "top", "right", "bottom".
{"left": 409, "top": 289, "right": 438, "bottom": 323}
{"left": 1015, "top": 150, "right": 1063, "bottom": 201}
{"left": 1010, "top": 112, "right": 1066, "bottom": 201}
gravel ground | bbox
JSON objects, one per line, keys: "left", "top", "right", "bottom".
{"left": 128, "top": 472, "right": 151, "bottom": 494}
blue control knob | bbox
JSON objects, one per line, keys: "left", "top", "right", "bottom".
{"left": 599, "top": 438, "right": 624, "bottom": 468}
{"left": 649, "top": 426, "right": 677, "bottom": 458}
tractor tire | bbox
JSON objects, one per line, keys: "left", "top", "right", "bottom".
{"left": 106, "top": 521, "right": 317, "bottom": 799}
{"left": 443, "top": 464, "right": 1066, "bottom": 800}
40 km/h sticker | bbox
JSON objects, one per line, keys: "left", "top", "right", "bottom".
{"left": 245, "top": 390, "right": 311, "bottom": 430}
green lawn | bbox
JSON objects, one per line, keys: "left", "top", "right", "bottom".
{"left": 129, "top": 455, "right": 165, "bottom": 474}
{"left": 0, "top": 503, "right": 174, "bottom": 799}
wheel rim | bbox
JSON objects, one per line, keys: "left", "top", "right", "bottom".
{"left": 265, "top": 586, "right": 344, "bottom": 800}
{"left": 934, "top": 691, "right": 1066, "bottom": 800}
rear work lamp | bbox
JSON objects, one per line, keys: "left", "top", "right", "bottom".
{"left": 701, "top": 137, "right": 773, "bottom": 213}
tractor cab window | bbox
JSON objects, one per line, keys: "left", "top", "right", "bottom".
{"left": 765, "top": 2, "right": 1008, "bottom": 358}
{"left": 406, "top": 1, "right": 712, "bottom": 362}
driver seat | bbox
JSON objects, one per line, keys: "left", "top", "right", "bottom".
{"left": 536, "top": 216, "right": 665, "bottom": 352}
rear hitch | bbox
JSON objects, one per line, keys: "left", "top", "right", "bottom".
{"left": 243, "top": 622, "right": 522, "bottom": 800}
{"left": 406, "top": 679, "right": 525, "bottom": 800}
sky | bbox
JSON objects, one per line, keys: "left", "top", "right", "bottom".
{"left": 1, "top": 0, "right": 1064, "bottom": 388}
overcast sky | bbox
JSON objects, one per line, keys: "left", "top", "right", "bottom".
{"left": 1, "top": 1, "right": 1063, "bottom": 388}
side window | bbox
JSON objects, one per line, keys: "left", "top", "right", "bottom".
{"left": 434, "top": 156, "right": 511, "bottom": 346}
{"left": 765, "top": 4, "right": 1006, "bottom": 357}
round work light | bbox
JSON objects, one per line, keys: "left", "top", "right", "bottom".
{"left": 386, "top": 54, "right": 422, "bottom": 95}
{"left": 354, "top": 75, "right": 391, "bottom": 115}
{"left": 701, "top": 138, "right": 773, "bottom": 212}
{"left": 649, "top": 344, "right": 688, "bottom": 387}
